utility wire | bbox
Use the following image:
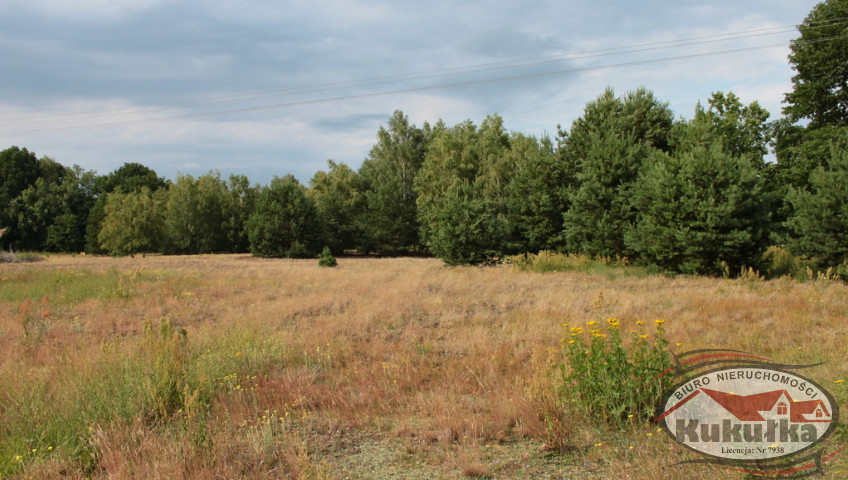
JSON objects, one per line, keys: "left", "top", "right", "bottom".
{"left": 0, "top": 23, "right": 811, "bottom": 128}
{"left": 2, "top": 25, "right": 847, "bottom": 136}
{"left": 0, "top": 43, "right": 797, "bottom": 135}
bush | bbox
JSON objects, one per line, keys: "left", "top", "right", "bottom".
{"left": 318, "top": 246, "right": 337, "bottom": 267}
{"left": 557, "top": 315, "right": 672, "bottom": 428}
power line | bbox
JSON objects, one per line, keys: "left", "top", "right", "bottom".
{"left": 2, "top": 25, "right": 847, "bottom": 136}
{"left": 0, "top": 43, "right": 796, "bottom": 135}
{"left": 0, "top": 23, "right": 808, "bottom": 128}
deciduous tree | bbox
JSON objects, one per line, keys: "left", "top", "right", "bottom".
{"left": 246, "top": 175, "right": 320, "bottom": 258}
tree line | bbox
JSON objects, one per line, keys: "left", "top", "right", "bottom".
{"left": 2, "top": 0, "right": 847, "bottom": 276}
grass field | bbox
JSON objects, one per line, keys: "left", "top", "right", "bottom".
{"left": 1, "top": 254, "right": 846, "bottom": 479}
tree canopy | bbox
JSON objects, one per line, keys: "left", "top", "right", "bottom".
{"left": 784, "top": 0, "right": 848, "bottom": 127}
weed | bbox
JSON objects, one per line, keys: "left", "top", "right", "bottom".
{"left": 142, "top": 316, "right": 189, "bottom": 420}
{"left": 17, "top": 296, "right": 51, "bottom": 350}
{"left": 556, "top": 294, "right": 672, "bottom": 429}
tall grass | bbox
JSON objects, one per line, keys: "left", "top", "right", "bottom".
{"left": 0, "top": 254, "right": 846, "bottom": 479}
{"left": 506, "top": 250, "right": 661, "bottom": 278}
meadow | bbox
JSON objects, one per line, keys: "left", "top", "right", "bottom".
{"left": 0, "top": 254, "right": 846, "bottom": 479}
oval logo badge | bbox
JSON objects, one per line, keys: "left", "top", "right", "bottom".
{"left": 657, "top": 365, "right": 839, "bottom": 462}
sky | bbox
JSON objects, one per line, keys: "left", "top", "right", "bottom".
{"left": 0, "top": 0, "right": 821, "bottom": 185}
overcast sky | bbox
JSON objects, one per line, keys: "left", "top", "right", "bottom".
{"left": 0, "top": 0, "right": 820, "bottom": 185}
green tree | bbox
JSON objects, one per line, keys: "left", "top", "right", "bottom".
{"left": 223, "top": 174, "right": 258, "bottom": 253}
{"left": 7, "top": 178, "right": 65, "bottom": 251}
{"left": 504, "top": 134, "right": 567, "bottom": 252}
{"left": 560, "top": 88, "right": 674, "bottom": 257}
{"left": 44, "top": 166, "right": 98, "bottom": 252}
{"left": 308, "top": 160, "right": 365, "bottom": 254}
{"left": 163, "top": 172, "right": 228, "bottom": 254}
{"left": 0, "top": 146, "right": 40, "bottom": 211}
{"left": 626, "top": 137, "right": 771, "bottom": 276}
{"left": 85, "top": 163, "right": 167, "bottom": 253}
{"left": 246, "top": 175, "right": 321, "bottom": 258}
{"left": 416, "top": 115, "right": 515, "bottom": 264}
{"left": 4, "top": 161, "right": 96, "bottom": 252}
{"left": 786, "top": 144, "right": 848, "bottom": 269}
{"left": 98, "top": 188, "right": 166, "bottom": 256}
{"left": 768, "top": 121, "right": 848, "bottom": 228}
{"left": 358, "top": 110, "right": 430, "bottom": 254}
{"left": 783, "top": 0, "right": 848, "bottom": 127}
{"left": 691, "top": 92, "right": 771, "bottom": 169}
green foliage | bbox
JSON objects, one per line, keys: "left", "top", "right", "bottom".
{"left": 786, "top": 143, "right": 848, "bottom": 269}
{"left": 692, "top": 91, "right": 771, "bottom": 170}
{"left": 561, "top": 88, "right": 673, "bottom": 257}
{"left": 142, "top": 316, "right": 189, "bottom": 420}
{"left": 415, "top": 115, "right": 515, "bottom": 264}
{"left": 784, "top": 0, "right": 848, "bottom": 127}
{"left": 768, "top": 123, "right": 848, "bottom": 229}
{"left": 84, "top": 163, "right": 166, "bottom": 254}
{"left": 223, "top": 174, "right": 259, "bottom": 253}
{"left": 318, "top": 246, "right": 337, "bottom": 267}
{"left": 0, "top": 146, "right": 40, "bottom": 213}
{"left": 562, "top": 131, "right": 654, "bottom": 257}
{"left": 420, "top": 180, "right": 506, "bottom": 265}
{"left": 506, "top": 250, "right": 659, "bottom": 278}
{"left": 163, "top": 172, "right": 229, "bottom": 254}
{"left": 559, "top": 314, "right": 673, "bottom": 428}
{"left": 246, "top": 175, "right": 321, "bottom": 258}
{"left": 358, "top": 110, "right": 430, "bottom": 254}
{"left": 97, "top": 162, "right": 167, "bottom": 194}
{"left": 6, "top": 165, "right": 96, "bottom": 252}
{"left": 504, "top": 135, "right": 568, "bottom": 252}
{"left": 98, "top": 187, "right": 166, "bottom": 256}
{"left": 626, "top": 140, "right": 771, "bottom": 276}
{"left": 762, "top": 246, "right": 807, "bottom": 279}
{"left": 309, "top": 160, "right": 364, "bottom": 254}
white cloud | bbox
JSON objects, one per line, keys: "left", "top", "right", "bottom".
{"left": 0, "top": 0, "right": 826, "bottom": 184}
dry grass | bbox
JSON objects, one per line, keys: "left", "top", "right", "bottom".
{"left": 1, "top": 254, "right": 847, "bottom": 479}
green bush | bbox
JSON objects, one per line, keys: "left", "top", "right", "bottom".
{"left": 558, "top": 316, "right": 672, "bottom": 428}
{"left": 318, "top": 246, "right": 337, "bottom": 267}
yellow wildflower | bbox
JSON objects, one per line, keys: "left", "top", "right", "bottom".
{"left": 655, "top": 319, "right": 665, "bottom": 326}
{"left": 586, "top": 320, "right": 597, "bottom": 326}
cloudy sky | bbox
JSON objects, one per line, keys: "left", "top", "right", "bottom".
{"left": 0, "top": 0, "right": 820, "bottom": 184}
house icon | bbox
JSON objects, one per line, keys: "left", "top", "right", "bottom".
{"left": 701, "top": 388, "right": 832, "bottom": 423}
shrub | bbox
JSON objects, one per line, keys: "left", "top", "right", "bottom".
{"left": 318, "top": 246, "right": 337, "bottom": 267}
{"left": 557, "top": 316, "right": 672, "bottom": 429}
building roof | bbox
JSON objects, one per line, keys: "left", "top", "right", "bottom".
{"left": 700, "top": 388, "right": 830, "bottom": 423}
